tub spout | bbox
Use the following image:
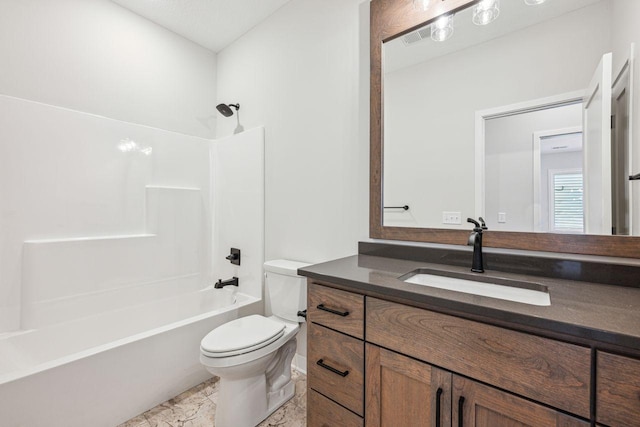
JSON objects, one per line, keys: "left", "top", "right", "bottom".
{"left": 215, "top": 277, "right": 239, "bottom": 289}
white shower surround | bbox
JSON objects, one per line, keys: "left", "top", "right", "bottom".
{"left": 0, "top": 95, "right": 266, "bottom": 426}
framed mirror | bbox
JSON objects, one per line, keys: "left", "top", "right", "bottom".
{"left": 370, "top": 0, "right": 640, "bottom": 257}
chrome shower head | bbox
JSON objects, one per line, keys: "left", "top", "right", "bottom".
{"left": 216, "top": 103, "right": 240, "bottom": 117}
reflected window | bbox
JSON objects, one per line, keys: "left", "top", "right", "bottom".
{"left": 550, "top": 171, "right": 584, "bottom": 233}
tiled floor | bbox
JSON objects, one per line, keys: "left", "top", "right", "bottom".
{"left": 118, "top": 370, "right": 307, "bottom": 427}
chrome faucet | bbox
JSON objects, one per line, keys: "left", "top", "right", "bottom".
{"left": 467, "top": 217, "right": 488, "bottom": 273}
{"left": 215, "top": 277, "right": 239, "bottom": 289}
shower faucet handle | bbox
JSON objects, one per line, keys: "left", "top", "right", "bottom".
{"left": 225, "top": 248, "right": 241, "bottom": 266}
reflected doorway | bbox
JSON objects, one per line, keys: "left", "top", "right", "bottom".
{"left": 536, "top": 131, "right": 584, "bottom": 233}
{"left": 480, "top": 98, "right": 584, "bottom": 233}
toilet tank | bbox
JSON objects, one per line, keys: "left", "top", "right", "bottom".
{"left": 264, "top": 260, "right": 311, "bottom": 323}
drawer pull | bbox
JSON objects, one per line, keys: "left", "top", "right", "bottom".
{"left": 458, "top": 396, "right": 465, "bottom": 427}
{"left": 435, "top": 387, "right": 443, "bottom": 426}
{"left": 316, "top": 359, "right": 349, "bottom": 377}
{"left": 317, "top": 304, "right": 350, "bottom": 317}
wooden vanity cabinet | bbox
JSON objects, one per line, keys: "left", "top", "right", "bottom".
{"left": 306, "top": 282, "right": 611, "bottom": 427}
{"left": 307, "top": 282, "right": 365, "bottom": 426}
{"left": 308, "top": 322, "right": 364, "bottom": 415}
{"left": 365, "top": 343, "right": 588, "bottom": 427}
{"left": 366, "top": 298, "right": 591, "bottom": 419}
{"left": 307, "top": 282, "right": 365, "bottom": 339}
{"left": 596, "top": 351, "right": 640, "bottom": 426}
{"left": 452, "top": 376, "right": 589, "bottom": 427}
{"left": 365, "top": 344, "right": 452, "bottom": 427}
{"left": 308, "top": 389, "right": 363, "bottom": 427}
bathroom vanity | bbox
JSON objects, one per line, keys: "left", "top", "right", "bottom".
{"left": 300, "top": 243, "right": 640, "bottom": 427}
{"left": 338, "top": 0, "right": 640, "bottom": 424}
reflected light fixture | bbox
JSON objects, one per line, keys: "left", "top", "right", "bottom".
{"left": 524, "top": 0, "right": 547, "bottom": 5}
{"left": 431, "top": 14, "right": 454, "bottom": 42}
{"left": 413, "top": 0, "right": 432, "bottom": 11}
{"left": 473, "top": 0, "right": 500, "bottom": 25}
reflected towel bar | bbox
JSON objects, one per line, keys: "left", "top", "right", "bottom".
{"left": 384, "top": 205, "right": 409, "bottom": 210}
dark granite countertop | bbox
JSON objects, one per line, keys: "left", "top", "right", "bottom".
{"left": 299, "top": 254, "right": 640, "bottom": 353}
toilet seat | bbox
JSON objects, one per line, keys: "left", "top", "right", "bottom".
{"left": 200, "top": 318, "right": 299, "bottom": 369}
{"left": 200, "top": 315, "right": 286, "bottom": 358}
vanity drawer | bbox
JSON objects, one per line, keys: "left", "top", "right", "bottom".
{"left": 308, "top": 389, "right": 363, "bottom": 427}
{"left": 597, "top": 351, "right": 640, "bottom": 426}
{"left": 366, "top": 298, "right": 591, "bottom": 418}
{"left": 308, "top": 322, "right": 364, "bottom": 416}
{"left": 308, "top": 282, "right": 364, "bottom": 339}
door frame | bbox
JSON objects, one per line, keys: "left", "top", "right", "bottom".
{"left": 583, "top": 52, "right": 613, "bottom": 235}
{"left": 611, "top": 44, "right": 635, "bottom": 235}
{"left": 533, "top": 127, "right": 583, "bottom": 232}
{"left": 474, "top": 91, "right": 584, "bottom": 220}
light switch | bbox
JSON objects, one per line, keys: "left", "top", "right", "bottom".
{"left": 442, "top": 211, "right": 461, "bottom": 224}
{"left": 498, "top": 212, "right": 507, "bottom": 223}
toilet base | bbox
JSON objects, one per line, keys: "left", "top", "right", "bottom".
{"left": 215, "top": 375, "right": 296, "bottom": 427}
{"left": 212, "top": 339, "right": 298, "bottom": 427}
{"left": 267, "top": 378, "right": 296, "bottom": 416}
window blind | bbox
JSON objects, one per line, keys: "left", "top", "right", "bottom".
{"left": 553, "top": 173, "right": 584, "bottom": 232}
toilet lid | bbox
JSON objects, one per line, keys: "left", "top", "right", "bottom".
{"left": 200, "top": 315, "right": 285, "bottom": 357}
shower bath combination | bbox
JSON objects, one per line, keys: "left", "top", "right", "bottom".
{"left": 217, "top": 103, "right": 244, "bottom": 134}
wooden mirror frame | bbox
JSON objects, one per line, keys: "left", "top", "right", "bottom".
{"left": 370, "top": 0, "right": 640, "bottom": 258}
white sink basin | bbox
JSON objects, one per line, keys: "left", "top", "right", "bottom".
{"left": 401, "top": 270, "right": 550, "bottom": 306}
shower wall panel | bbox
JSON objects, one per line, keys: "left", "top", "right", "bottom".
{"left": 0, "top": 94, "right": 211, "bottom": 333}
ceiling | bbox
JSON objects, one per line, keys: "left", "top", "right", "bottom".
{"left": 111, "top": 0, "right": 293, "bottom": 52}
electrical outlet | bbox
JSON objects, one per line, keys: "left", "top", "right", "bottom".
{"left": 442, "top": 211, "right": 461, "bottom": 224}
{"left": 498, "top": 212, "right": 507, "bottom": 223}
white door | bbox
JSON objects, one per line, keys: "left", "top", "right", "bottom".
{"left": 583, "top": 52, "right": 613, "bottom": 235}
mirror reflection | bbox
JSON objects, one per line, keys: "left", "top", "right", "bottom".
{"left": 383, "top": 0, "right": 639, "bottom": 236}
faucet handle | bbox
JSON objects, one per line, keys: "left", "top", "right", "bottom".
{"left": 478, "top": 217, "right": 488, "bottom": 230}
{"left": 225, "top": 248, "right": 241, "bottom": 265}
{"left": 467, "top": 218, "right": 480, "bottom": 227}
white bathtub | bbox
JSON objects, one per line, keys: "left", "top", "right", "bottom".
{"left": 0, "top": 287, "right": 260, "bottom": 427}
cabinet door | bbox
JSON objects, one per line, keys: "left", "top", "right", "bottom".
{"left": 367, "top": 298, "right": 591, "bottom": 418}
{"left": 597, "top": 351, "right": 640, "bottom": 426}
{"left": 452, "top": 376, "right": 589, "bottom": 427}
{"left": 365, "top": 344, "right": 452, "bottom": 427}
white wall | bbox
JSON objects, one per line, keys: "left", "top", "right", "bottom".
{"left": 384, "top": 2, "right": 611, "bottom": 229}
{"left": 216, "top": 0, "right": 369, "bottom": 263}
{"left": 0, "top": 0, "right": 217, "bottom": 138}
{"left": 211, "top": 127, "right": 265, "bottom": 302}
{"left": 215, "top": 0, "right": 370, "bottom": 370}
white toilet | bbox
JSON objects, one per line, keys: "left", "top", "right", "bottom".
{"left": 199, "top": 259, "right": 310, "bottom": 427}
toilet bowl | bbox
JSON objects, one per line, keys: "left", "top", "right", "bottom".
{"left": 199, "top": 260, "right": 310, "bottom": 427}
